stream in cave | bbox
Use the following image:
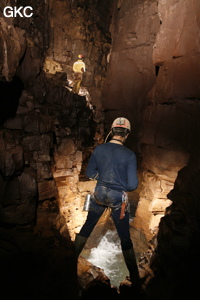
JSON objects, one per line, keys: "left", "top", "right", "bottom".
{"left": 82, "top": 230, "right": 130, "bottom": 287}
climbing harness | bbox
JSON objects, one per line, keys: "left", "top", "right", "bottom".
{"left": 93, "top": 190, "right": 130, "bottom": 220}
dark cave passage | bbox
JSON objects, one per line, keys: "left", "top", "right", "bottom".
{"left": 0, "top": 76, "right": 24, "bottom": 125}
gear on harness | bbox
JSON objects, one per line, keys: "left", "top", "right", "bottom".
{"left": 120, "top": 192, "right": 130, "bottom": 219}
{"left": 93, "top": 190, "right": 130, "bottom": 219}
{"left": 94, "top": 195, "right": 121, "bottom": 210}
{"left": 83, "top": 194, "right": 91, "bottom": 211}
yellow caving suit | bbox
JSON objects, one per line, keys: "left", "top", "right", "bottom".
{"left": 72, "top": 59, "right": 86, "bottom": 94}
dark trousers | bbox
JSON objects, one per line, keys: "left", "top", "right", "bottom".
{"left": 79, "top": 186, "right": 133, "bottom": 251}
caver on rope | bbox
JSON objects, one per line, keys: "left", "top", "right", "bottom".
{"left": 75, "top": 117, "right": 141, "bottom": 290}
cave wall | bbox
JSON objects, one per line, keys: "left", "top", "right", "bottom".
{"left": 145, "top": 148, "right": 200, "bottom": 299}
{"left": 102, "top": 0, "right": 161, "bottom": 249}
{"left": 0, "top": 0, "right": 112, "bottom": 240}
{"left": 42, "top": 0, "right": 113, "bottom": 239}
{"left": 0, "top": 0, "right": 200, "bottom": 297}
{"left": 103, "top": 0, "right": 200, "bottom": 250}
{"left": 45, "top": 0, "right": 112, "bottom": 121}
{"left": 0, "top": 0, "right": 200, "bottom": 261}
{"left": 103, "top": 0, "right": 160, "bottom": 144}
{"left": 138, "top": 0, "right": 200, "bottom": 242}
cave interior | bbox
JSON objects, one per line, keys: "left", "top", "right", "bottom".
{"left": 0, "top": 0, "right": 200, "bottom": 299}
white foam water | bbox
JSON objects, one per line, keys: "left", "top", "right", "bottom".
{"left": 83, "top": 230, "right": 129, "bottom": 287}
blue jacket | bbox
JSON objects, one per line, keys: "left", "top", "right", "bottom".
{"left": 86, "top": 142, "right": 138, "bottom": 192}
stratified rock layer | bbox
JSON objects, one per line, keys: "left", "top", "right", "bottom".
{"left": 146, "top": 148, "right": 200, "bottom": 299}
{"left": 103, "top": 0, "right": 200, "bottom": 251}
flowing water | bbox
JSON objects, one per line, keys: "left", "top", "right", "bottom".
{"left": 82, "top": 230, "right": 129, "bottom": 287}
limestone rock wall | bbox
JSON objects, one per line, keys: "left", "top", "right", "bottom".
{"left": 0, "top": 0, "right": 112, "bottom": 241}
{"left": 103, "top": 0, "right": 160, "bottom": 138}
{"left": 146, "top": 149, "right": 200, "bottom": 299}
{"left": 0, "top": 78, "right": 94, "bottom": 228}
{"left": 42, "top": 0, "right": 112, "bottom": 239}
{"left": 103, "top": 0, "right": 200, "bottom": 251}
{"left": 0, "top": 19, "right": 26, "bottom": 81}
{"left": 1, "top": 0, "right": 200, "bottom": 279}
{"left": 45, "top": 0, "right": 112, "bottom": 120}
{"left": 137, "top": 0, "right": 200, "bottom": 243}
{"left": 103, "top": 0, "right": 161, "bottom": 248}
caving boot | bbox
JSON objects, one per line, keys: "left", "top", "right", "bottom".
{"left": 74, "top": 234, "right": 88, "bottom": 298}
{"left": 122, "top": 247, "right": 146, "bottom": 299}
{"left": 74, "top": 234, "right": 88, "bottom": 258}
{"left": 122, "top": 247, "right": 140, "bottom": 285}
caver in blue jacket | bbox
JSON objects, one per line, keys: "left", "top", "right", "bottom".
{"left": 75, "top": 118, "right": 141, "bottom": 288}
{"left": 86, "top": 142, "right": 138, "bottom": 192}
{"left": 80, "top": 141, "right": 138, "bottom": 250}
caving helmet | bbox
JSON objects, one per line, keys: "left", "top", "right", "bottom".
{"left": 78, "top": 54, "right": 84, "bottom": 59}
{"left": 111, "top": 117, "right": 131, "bottom": 131}
{"left": 104, "top": 117, "right": 131, "bottom": 143}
